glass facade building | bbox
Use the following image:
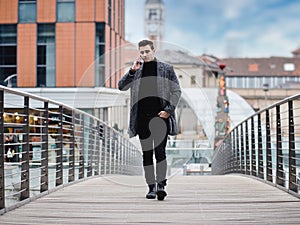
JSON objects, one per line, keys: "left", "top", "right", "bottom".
{"left": 0, "top": 0, "right": 125, "bottom": 88}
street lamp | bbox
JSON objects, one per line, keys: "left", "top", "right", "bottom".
{"left": 263, "top": 83, "right": 269, "bottom": 108}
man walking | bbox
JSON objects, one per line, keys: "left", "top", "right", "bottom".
{"left": 118, "top": 40, "right": 181, "bottom": 200}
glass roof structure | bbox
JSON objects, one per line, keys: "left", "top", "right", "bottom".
{"left": 181, "top": 88, "right": 255, "bottom": 147}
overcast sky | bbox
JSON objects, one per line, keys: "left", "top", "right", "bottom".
{"left": 125, "top": 0, "right": 300, "bottom": 58}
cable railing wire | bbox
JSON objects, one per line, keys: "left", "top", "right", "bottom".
{"left": 212, "top": 93, "right": 300, "bottom": 198}
{"left": 0, "top": 85, "right": 142, "bottom": 213}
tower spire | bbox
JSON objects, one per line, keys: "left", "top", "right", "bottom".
{"left": 144, "top": 0, "right": 164, "bottom": 42}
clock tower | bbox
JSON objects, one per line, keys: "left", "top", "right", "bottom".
{"left": 145, "top": 0, "right": 164, "bottom": 41}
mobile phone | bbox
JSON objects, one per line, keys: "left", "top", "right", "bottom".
{"left": 137, "top": 59, "right": 143, "bottom": 65}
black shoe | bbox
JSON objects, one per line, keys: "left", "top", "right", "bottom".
{"left": 146, "top": 184, "right": 156, "bottom": 199}
{"left": 156, "top": 179, "right": 167, "bottom": 201}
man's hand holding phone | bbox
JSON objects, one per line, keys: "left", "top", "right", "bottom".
{"left": 131, "top": 57, "right": 143, "bottom": 72}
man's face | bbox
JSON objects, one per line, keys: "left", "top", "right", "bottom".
{"left": 139, "top": 45, "right": 155, "bottom": 62}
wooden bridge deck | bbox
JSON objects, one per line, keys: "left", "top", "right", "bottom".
{"left": 1, "top": 175, "right": 300, "bottom": 225}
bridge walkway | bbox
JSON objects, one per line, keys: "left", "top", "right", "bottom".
{"left": 1, "top": 175, "right": 300, "bottom": 225}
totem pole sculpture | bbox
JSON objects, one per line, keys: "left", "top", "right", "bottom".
{"left": 214, "top": 63, "right": 230, "bottom": 149}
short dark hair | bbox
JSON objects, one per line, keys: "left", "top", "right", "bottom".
{"left": 138, "top": 39, "right": 154, "bottom": 50}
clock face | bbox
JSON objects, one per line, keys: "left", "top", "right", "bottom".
{"left": 149, "top": 23, "right": 157, "bottom": 32}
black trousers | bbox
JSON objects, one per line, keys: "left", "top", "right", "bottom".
{"left": 138, "top": 113, "right": 169, "bottom": 185}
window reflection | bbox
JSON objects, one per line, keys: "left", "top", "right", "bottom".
{"left": 0, "top": 25, "right": 17, "bottom": 87}
{"left": 57, "top": 0, "right": 75, "bottom": 22}
{"left": 19, "top": 0, "right": 36, "bottom": 23}
{"left": 37, "top": 24, "right": 55, "bottom": 87}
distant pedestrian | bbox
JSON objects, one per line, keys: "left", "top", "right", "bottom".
{"left": 118, "top": 40, "right": 181, "bottom": 200}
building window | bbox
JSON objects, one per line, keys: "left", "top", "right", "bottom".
{"left": 247, "top": 77, "right": 255, "bottom": 88}
{"left": 37, "top": 24, "right": 55, "bottom": 87}
{"left": 19, "top": 0, "right": 36, "bottom": 23}
{"left": 248, "top": 63, "right": 258, "bottom": 72}
{"left": 225, "top": 76, "right": 299, "bottom": 89}
{"left": 191, "top": 76, "right": 196, "bottom": 85}
{"left": 148, "top": 9, "right": 159, "bottom": 20}
{"left": 283, "top": 63, "right": 295, "bottom": 71}
{"left": 96, "top": 23, "right": 105, "bottom": 87}
{"left": 57, "top": 0, "right": 75, "bottom": 22}
{"left": 108, "top": 0, "right": 112, "bottom": 26}
{"left": 0, "top": 25, "right": 17, "bottom": 87}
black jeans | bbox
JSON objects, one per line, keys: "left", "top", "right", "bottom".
{"left": 138, "top": 113, "right": 169, "bottom": 185}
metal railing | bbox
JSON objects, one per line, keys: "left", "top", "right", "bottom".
{"left": 0, "top": 86, "right": 142, "bottom": 213}
{"left": 165, "top": 139, "right": 213, "bottom": 176}
{"left": 212, "top": 93, "right": 300, "bottom": 197}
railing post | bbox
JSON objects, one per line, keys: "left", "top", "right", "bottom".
{"left": 234, "top": 128, "right": 238, "bottom": 173}
{"left": 115, "top": 136, "right": 120, "bottom": 174}
{"left": 124, "top": 140, "right": 128, "bottom": 174}
{"left": 106, "top": 127, "right": 111, "bottom": 174}
{"left": 56, "top": 106, "right": 63, "bottom": 187}
{"left": 240, "top": 124, "right": 245, "bottom": 173}
{"left": 0, "top": 90, "right": 5, "bottom": 209}
{"left": 276, "top": 105, "right": 284, "bottom": 187}
{"left": 99, "top": 123, "right": 105, "bottom": 175}
{"left": 128, "top": 143, "right": 132, "bottom": 174}
{"left": 110, "top": 130, "right": 114, "bottom": 174}
{"left": 87, "top": 119, "right": 93, "bottom": 177}
{"left": 92, "top": 121, "right": 96, "bottom": 176}
{"left": 40, "top": 101, "right": 49, "bottom": 192}
{"left": 109, "top": 137, "right": 112, "bottom": 174}
{"left": 257, "top": 114, "right": 264, "bottom": 179}
{"left": 265, "top": 109, "right": 272, "bottom": 182}
{"left": 92, "top": 122, "right": 97, "bottom": 176}
{"left": 229, "top": 134, "right": 234, "bottom": 173}
{"left": 120, "top": 137, "right": 123, "bottom": 174}
{"left": 21, "top": 96, "right": 30, "bottom": 200}
{"left": 288, "top": 100, "right": 297, "bottom": 192}
{"left": 112, "top": 130, "right": 116, "bottom": 174}
{"left": 245, "top": 121, "right": 250, "bottom": 175}
{"left": 78, "top": 115, "right": 84, "bottom": 179}
{"left": 230, "top": 129, "right": 235, "bottom": 173}
{"left": 236, "top": 127, "right": 240, "bottom": 173}
{"left": 98, "top": 123, "right": 104, "bottom": 175}
{"left": 68, "top": 111, "right": 75, "bottom": 183}
{"left": 250, "top": 117, "right": 256, "bottom": 176}
{"left": 104, "top": 125, "right": 107, "bottom": 175}
{"left": 115, "top": 136, "right": 119, "bottom": 174}
{"left": 95, "top": 121, "right": 100, "bottom": 176}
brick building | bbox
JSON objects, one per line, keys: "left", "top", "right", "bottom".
{"left": 221, "top": 56, "right": 300, "bottom": 89}
{"left": 0, "top": 0, "right": 128, "bottom": 127}
{"left": 0, "top": 0, "right": 125, "bottom": 88}
{"left": 200, "top": 50, "right": 300, "bottom": 111}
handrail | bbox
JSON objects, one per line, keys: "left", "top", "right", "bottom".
{"left": 231, "top": 92, "right": 300, "bottom": 130}
{"left": 0, "top": 85, "right": 142, "bottom": 213}
{"left": 212, "top": 92, "right": 300, "bottom": 198}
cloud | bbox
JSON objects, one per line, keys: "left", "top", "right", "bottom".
{"left": 124, "top": 0, "right": 145, "bottom": 42}
{"left": 221, "top": 0, "right": 255, "bottom": 20}
{"left": 125, "top": 0, "right": 300, "bottom": 57}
